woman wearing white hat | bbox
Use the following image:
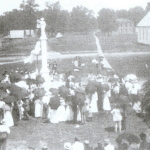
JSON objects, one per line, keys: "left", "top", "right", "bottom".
{"left": 64, "top": 142, "right": 72, "bottom": 150}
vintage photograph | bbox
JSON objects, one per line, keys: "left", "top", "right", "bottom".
{"left": 0, "top": 0, "right": 149, "bottom": 149}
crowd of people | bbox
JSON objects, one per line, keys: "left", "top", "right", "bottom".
{"left": 63, "top": 131, "right": 150, "bottom": 150}
{"left": 0, "top": 56, "right": 146, "bottom": 149}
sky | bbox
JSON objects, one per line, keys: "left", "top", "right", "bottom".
{"left": 0, "top": 0, "right": 149, "bottom": 16}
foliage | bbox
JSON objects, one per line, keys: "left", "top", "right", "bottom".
{"left": 141, "top": 80, "right": 150, "bottom": 114}
{"left": 0, "top": 0, "right": 148, "bottom": 35}
{"left": 116, "top": 9, "right": 129, "bottom": 19}
{"left": 44, "top": 2, "right": 70, "bottom": 34}
{"left": 97, "top": 8, "right": 117, "bottom": 34}
{"left": 128, "top": 6, "right": 146, "bottom": 26}
{"left": 146, "top": 2, "right": 150, "bottom": 13}
{"left": 70, "top": 6, "right": 97, "bottom": 32}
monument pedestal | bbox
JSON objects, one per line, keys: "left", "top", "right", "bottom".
{"left": 40, "top": 35, "right": 49, "bottom": 80}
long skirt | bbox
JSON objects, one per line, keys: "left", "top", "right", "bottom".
{"left": 3, "top": 111, "right": 14, "bottom": 127}
{"left": 57, "top": 106, "right": 66, "bottom": 122}
{"left": 35, "top": 103, "right": 42, "bottom": 118}
{"left": 90, "top": 92, "right": 98, "bottom": 113}
{"left": 103, "top": 96, "right": 111, "bottom": 111}
{"left": 65, "top": 106, "right": 73, "bottom": 121}
{"left": 49, "top": 109, "right": 59, "bottom": 123}
{"left": 77, "top": 106, "right": 81, "bottom": 121}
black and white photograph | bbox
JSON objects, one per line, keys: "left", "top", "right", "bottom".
{"left": 0, "top": 0, "right": 150, "bottom": 149}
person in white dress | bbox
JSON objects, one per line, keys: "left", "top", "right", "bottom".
{"left": 103, "top": 139, "right": 114, "bottom": 150}
{"left": 42, "top": 92, "right": 51, "bottom": 119}
{"left": 34, "top": 99, "right": 43, "bottom": 118}
{"left": 0, "top": 122, "right": 10, "bottom": 150}
{"left": 111, "top": 104, "right": 122, "bottom": 133}
{"left": 103, "top": 90, "right": 111, "bottom": 112}
{"left": 56, "top": 98, "right": 66, "bottom": 122}
{"left": 65, "top": 101, "right": 73, "bottom": 121}
{"left": 90, "top": 92, "right": 98, "bottom": 113}
{"left": 17, "top": 100, "right": 24, "bottom": 120}
{"left": 2, "top": 104, "right": 14, "bottom": 127}
{"left": 72, "top": 137, "right": 84, "bottom": 150}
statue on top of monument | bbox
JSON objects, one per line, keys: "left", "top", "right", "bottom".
{"left": 36, "top": 18, "right": 46, "bottom": 39}
{"left": 40, "top": 18, "right": 46, "bottom": 39}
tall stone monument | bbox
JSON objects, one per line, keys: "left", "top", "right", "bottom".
{"left": 39, "top": 18, "right": 49, "bottom": 77}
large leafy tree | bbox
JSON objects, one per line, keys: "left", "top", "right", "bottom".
{"left": 20, "top": 0, "right": 39, "bottom": 32}
{"left": 44, "top": 2, "right": 70, "bottom": 35}
{"left": 97, "top": 8, "right": 117, "bottom": 35}
{"left": 116, "top": 9, "right": 129, "bottom": 19}
{"left": 128, "top": 6, "right": 146, "bottom": 26}
{"left": 70, "top": 6, "right": 96, "bottom": 32}
{"left": 146, "top": 2, "right": 150, "bottom": 13}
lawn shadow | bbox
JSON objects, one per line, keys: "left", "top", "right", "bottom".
{"left": 105, "top": 127, "right": 115, "bottom": 133}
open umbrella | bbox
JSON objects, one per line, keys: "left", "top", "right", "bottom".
{"left": 75, "top": 88, "right": 85, "bottom": 94}
{"left": 85, "top": 83, "right": 97, "bottom": 94}
{"left": 116, "top": 132, "right": 140, "bottom": 145}
{"left": 75, "top": 92, "right": 85, "bottom": 106}
{"left": 36, "top": 75, "right": 45, "bottom": 85}
{"left": 16, "top": 88, "right": 29, "bottom": 100}
{"left": 108, "top": 77, "right": 119, "bottom": 83}
{"left": 125, "top": 74, "right": 137, "bottom": 81}
{"left": 0, "top": 74, "right": 5, "bottom": 82}
{"left": 59, "top": 85, "right": 70, "bottom": 98}
{"left": 0, "top": 82, "right": 11, "bottom": 89}
{"left": 33, "top": 88, "right": 46, "bottom": 97}
{"left": 0, "top": 91, "right": 9, "bottom": 99}
{"left": 50, "top": 88, "right": 59, "bottom": 96}
{"left": 119, "top": 95, "right": 130, "bottom": 106}
{"left": 101, "top": 83, "right": 110, "bottom": 92}
{"left": 9, "top": 73, "right": 22, "bottom": 83}
{"left": 49, "top": 96, "right": 60, "bottom": 110}
{"left": 26, "top": 78, "right": 36, "bottom": 85}
{"left": 8, "top": 84, "right": 21, "bottom": 95}
{"left": 3, "top": 96, "right": 16, "bottom": 103}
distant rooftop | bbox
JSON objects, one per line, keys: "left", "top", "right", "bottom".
{"left": 116, "top": 18, "right": 133, "bottom": 23}
{"left": 137, "top": 11, "right": 150, "bottom": 27}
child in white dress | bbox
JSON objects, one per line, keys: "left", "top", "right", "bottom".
{"left": 103, "top": 90, "right": 111, "bottom": 112}
{"left": 111, "top": 104, "right": 122, "bottom": 133}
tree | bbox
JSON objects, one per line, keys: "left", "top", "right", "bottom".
{"left": 128, "top": 7, "right": 146, "bottom": 26}
{"left": 56, "top": 10, "right": 71, "bottom": 33}
{"left": 20, "top": 0, "right": 39, "bottom": 34}
{"left": 44, "top": 2, "right": 63, "bottom": 35}
{"left": 70, "top": 6, "right": 96, "bottom": 32}
{"left": 146, "top": 2, "right": 150, "bottom": 13}
{"left": 97, "top": 8, "right": 117, "bottom": 35}
{"left": 116, "top": 9, "right": 129, "bottom": 19}
{"left": 141, "top": 80, "right": 150, "bottom": 124}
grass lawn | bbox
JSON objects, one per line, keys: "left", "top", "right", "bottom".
{"left": 1, "top": 33, "right": 150, "bottom": 56}
{"left": 49, "top": 33, "right": 97, "bottom": 53}
{"left": 1, "top": 32, "right": 97, "bottom": 55}
{"left": 0, "top": 54, "right": 149, "bottom": 149}
{"left": 98, "top": 34, "right": 150, "bottom": 53}
{"left": 7, "top": 110, "right": 147, "bottom": 150}
{"left": 1, "top": 33, "right": 150, "bottom": 149}
{"left": 1, "top": 53, "right": 150, "bottom": 81}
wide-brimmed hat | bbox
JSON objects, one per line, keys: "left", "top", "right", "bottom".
{"left": 64, "top": 142, "right": 72, "bottom": 150}
{"left": 104, "top": 139, "right": 110, "bottom": 144}
{"left": 84, "top": 140, "right": 89, "bottom": 144}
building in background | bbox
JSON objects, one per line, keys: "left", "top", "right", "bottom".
{"left": 136, "top": 11, "right": 150, "bottom": 45}
{"left": 4, "top": 30, "right": 35, "bottom": 40}
{"left": 116, "top": 19, "right": 135, "bottom": 34}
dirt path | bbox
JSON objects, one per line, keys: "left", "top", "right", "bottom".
{"left": 0, "top": 51, "right": 150, "bottom": 65}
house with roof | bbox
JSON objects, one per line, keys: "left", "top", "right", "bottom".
{"left": 116, "top": 19, "right": 135, "bottom": 34}
{"left": 4, "top": 30, "right": 35, "bottom": 40}
{"left": 136, "top": 11, "right": 150, "bottom": 45}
